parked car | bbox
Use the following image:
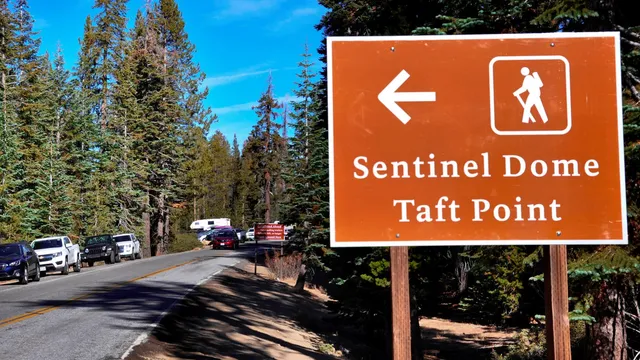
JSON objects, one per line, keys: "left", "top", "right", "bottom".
{"left": 113, "top": 233, "right": 142, "bottom": 260}
{"left": 246, "top": 228, "right": 255, "bottom": 241}
{"left": 31, "top": 236, "right": 81, "bottom": 275}
{"left": 235, "top": 228, "right": 246, "bottom": 242}
{"left": 208, "top": 229, "right": 239, "bottom": 250}
{"left": 197, "top": 229, "right": 215, "bottom": 242}
{"left": 0, "top": 242, "right": 40, "bottom": 284}
{"left": 81, "top": 234, "right": 121, "bottom": 266}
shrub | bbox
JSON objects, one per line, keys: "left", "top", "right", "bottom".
{"left": 491, "top": 329, "right": 546, "bottom": 360}
{"left": 169, "top": 233, "right": 202, "bottom": 253}
{"left": 264, "top": 251, "right": 303, "bottom": 281}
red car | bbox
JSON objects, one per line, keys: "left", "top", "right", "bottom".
{"left": 209, "top": 229, "right": 239, "bottom": 250}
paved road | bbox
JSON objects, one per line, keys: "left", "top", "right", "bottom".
{"left": 0, "top": 245, "right": 255, "bottom": 360}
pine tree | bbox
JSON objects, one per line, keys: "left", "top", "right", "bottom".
{"left": 153, "top": 0, "right": 215, "bottom": 248}
{"left": 0, "top": 0, "right": 21, "bottom": 241}
{"left": 69, "top": 15, "right": 101, "bottom": 239}
{"left": 111, "top": 11, "right": 146, "bottom": 233}
{"left": 124, "top": 6, "right": 172, "bottom": 254}
{"left": 36, "top": 48, "right": 75, "bottom": 236}
{"left": 229, "top": 134, "right": 245, "bottom": 227}
{"left": 92, "top": 0, "right": 127, "bottom": 129}
{"left": 74, "top": 9, "right": 115, "bottom": 235}
{"left": 249, "top": 74, "right": 282, "bottom": 223}
{"left": 280, "top": 43, "right": 333, "bottom": 280}
{"left": 206, "top": 131, "right": 232, "bottom": 216}
{"left": 241, "top": 137, "right": 263, "bottom": 226}
{"left": 12, "top": 0, "right": 51, "bottom": 238}
{"left": 282, "top": 43, "right": 317, "bottom": 228}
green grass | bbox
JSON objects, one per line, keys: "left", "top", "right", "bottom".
{"left": 169, "top": 233, "right": 203, "bottom": 253}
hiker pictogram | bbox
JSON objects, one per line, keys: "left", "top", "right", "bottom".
{"left": 513, "top": 67, "right": 548, "bottom": 124}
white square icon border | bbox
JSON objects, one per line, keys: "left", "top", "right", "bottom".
{"left": 489, "top": 55, "right": 572, "bottom": 136}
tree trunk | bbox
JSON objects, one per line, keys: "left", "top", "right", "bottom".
{"left": 293, "top": 264, "right": 306, "bottom": 293}
{"left": 588, "top": 282, "right": 627, "bottom": 360}
{"left": 143, "top": 212, "right": 151, "bottom": 258}
{"left": 101, "top": 55, "right": 107, "bottom": 130}
{"left": 156, "top": 194, "right": 166, "bottom": 256}
{"left": 410, "top": 287, "right": 423, "bottom": 360}
{"left": 165, "top": 212, "right": 170, "bottom": 251}
{"left": 265, "top": 170, "right": 271, "bottom": 223}
{"left": 455, "top": 246, "right": 471, "bottom": 297}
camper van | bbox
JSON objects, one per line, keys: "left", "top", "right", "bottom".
{"left": 190, "top": 218, "right": 231, "bottom": 231}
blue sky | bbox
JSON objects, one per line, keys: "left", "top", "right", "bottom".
{"left": 29, "top": 0, "right": 326, "bottom": 146}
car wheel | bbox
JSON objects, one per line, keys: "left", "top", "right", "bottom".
{"left": 61, "top": 259, "right": 69, "bottom": 275}
{"left": 115, "top": 254, "right": 121, "bottom": 263}
{"left": 19, "top": 265, "right": 28, "bottom": 285}
{"left": 88, "top": 261, "right": 94, "bottom": 267}
{"left": 74, "top": 256, "right": 82, "bottom": 272}
{"left": 108, "top": 252, "right": 115, "bottom": 264}
{"left": 33, "top": 265, "right": 41, "bottom": 281}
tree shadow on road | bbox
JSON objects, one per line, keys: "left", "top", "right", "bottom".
{"left": 18, "top": 260, "right": 339, "bottom": 359}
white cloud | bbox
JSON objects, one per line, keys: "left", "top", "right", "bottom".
{"left": 291, "top": 7, "right": 320, "bottom": 17}
{"left": 271, "top": 6, "right": 321, "bottom": 32}
{"left": 212, "top": 93, "right": 302, "bottom": 116}
{"left": 212, "top": 101, "right": 257, "bottom": 115}
{"left": 202, "top": 68, "right": 276, "bottom": 88}
{"left": 212, "top": 0, "right": 286, "bottom": 20}
{"left": 277, "top": 93, "right": 302, "bottom": 105}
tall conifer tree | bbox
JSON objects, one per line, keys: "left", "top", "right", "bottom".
{"left": 249, "top": 74, "right": 282, "bottom": 223}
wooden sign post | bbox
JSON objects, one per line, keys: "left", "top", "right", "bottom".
{"left": 390, "top": 246, "right": 412, "bottom": 360}
{"left": 326, "top": 32, "right": 627, "bottom": 360}
{"left": 544, "top": 245, "right": 572, "bottom": 360}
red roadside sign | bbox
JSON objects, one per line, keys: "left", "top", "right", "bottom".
{"left": 254, "top": 223, "right": 285, "bottom": 240}
{"left": 328, "top": 32, "right": 627, "bottom": 247}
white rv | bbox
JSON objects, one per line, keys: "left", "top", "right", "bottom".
{"left": 190, "top": 218, "right": 231, "bottom": 231}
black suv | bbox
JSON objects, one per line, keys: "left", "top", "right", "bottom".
{"left": 81, "top": 234, "right": 121, "bottom": 267}
{"left": 0, "top": 241, "right": 41, "bottom": 284}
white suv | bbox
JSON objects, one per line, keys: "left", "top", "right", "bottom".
{"left": 113, "top": 233, "right": 142, "bottom": 260}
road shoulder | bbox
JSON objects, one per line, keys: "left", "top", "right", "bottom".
{"left": 124, "top": 260, "right": 343, "bottom": 360}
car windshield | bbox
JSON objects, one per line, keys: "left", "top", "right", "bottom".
{"left": 32, "top": 239, "right": 62, "bottom": 249}
{"left": 248, "top": 228, "right": 254, "bottom": 232}
{"left": 85, "top": 235, "right": 111, "bottom": 246}
{"left": 0, "top": 244, "right": 21, "bottom": 257}
{"left": 216, "top": 230, "right": 235, "bottom": 238}
{"left": 113, "top": 235, "right": 131, "bottom": 242}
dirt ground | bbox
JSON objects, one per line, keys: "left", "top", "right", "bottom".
{"left": 125, "top": 261, "right": 342, "bottom": 360}
{"left": 421, "top": 317, "right": 517, "bottom": 359}
{"left": 125, "top": 260, "right": 516, "bottom": 360}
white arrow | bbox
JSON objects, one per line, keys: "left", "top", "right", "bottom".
{"left": 378, "top": 69, "right": 436, "bottom": 125}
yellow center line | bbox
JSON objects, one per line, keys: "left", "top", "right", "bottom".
{"left": 0, "top": 259, "right": 197, "bottom": 329}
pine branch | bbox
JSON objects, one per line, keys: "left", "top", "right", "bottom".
{"left": 626, "top": 74, "right": 640, "bottom": 102}
{"left": 621, "top": 37, "right": 640, "bottom": 48}
{"left": 615, "top": 25, "right": 640, "bottom": 43}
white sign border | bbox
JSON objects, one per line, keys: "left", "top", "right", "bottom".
{"left": 327, "top": 31, "right": 627, "bottom": 247}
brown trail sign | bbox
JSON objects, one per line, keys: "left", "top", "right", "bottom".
{"left": 327, "top": 32, "right": 627, "bottom": 360}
